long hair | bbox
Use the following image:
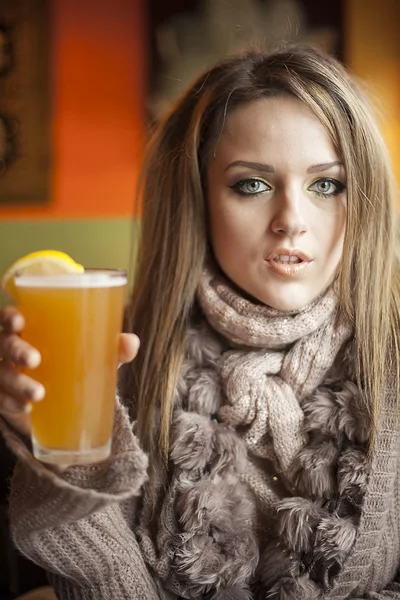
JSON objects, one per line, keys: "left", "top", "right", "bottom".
{"left": 122, "top": 44, "right": 400, "bottom": 479}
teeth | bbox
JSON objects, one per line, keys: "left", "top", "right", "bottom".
{"left": 273, "top": 255, "right": 301, "bottom": 264}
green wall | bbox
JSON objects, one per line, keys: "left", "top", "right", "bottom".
{"left": 0, "top": 218, "right": 140, "bottom": 307}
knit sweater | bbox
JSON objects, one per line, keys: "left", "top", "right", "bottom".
{"left": 1, "top": 389, "right": 400, "bottom": 600}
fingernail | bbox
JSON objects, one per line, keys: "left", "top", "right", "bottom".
{"left": 25, "top": 350, "right": 41, "bottom": 369}
{"left": 12, "top": 314, "right": 24, "bottom": 331}
{"left": 29, "top": 384, "right": 45, "bottom": 401}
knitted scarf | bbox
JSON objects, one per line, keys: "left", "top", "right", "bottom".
{"left": 137, "top": 265, "right": 369, "bottom": 600}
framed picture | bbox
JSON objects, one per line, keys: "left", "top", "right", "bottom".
{"left": 0, "top": 0, "right": 51, "bottom": 204}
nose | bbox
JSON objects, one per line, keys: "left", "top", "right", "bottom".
{"left": 269, "top": 187, "right": 308, "bottom": 237}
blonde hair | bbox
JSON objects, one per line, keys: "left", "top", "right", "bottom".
{"left": 122, "top": 44, "right": 400, "bottom": 477}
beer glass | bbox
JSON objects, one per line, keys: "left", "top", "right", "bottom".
{"left": 15, "top": 269, "right": 127, "bottom": 467}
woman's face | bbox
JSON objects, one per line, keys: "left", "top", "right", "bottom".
{"left": 207, "top": 96, "right": 347, "bottom": 311}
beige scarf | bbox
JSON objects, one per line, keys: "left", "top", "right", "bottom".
{"left": 138, "top": 264, "right": 362, "bottom": 600}
{"left": 197, "top": 265, "right": 353, "bottom": 472}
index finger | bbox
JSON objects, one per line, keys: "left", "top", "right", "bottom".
{"left": 0, "top": 306, "right": 25, "bottom": 333}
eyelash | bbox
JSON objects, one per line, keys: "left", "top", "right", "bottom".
{"left": 230, "top": 178, "right": 270, "bottom": 196}
{"left": 230, "top": 177, "right": 346, "bottom": 198}
{"left": 309, "top": 177, "right": 345, "bottom": 198}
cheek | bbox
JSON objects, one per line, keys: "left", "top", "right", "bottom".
{"left": 208, "top": 194, "right": 262, "bottom": 254}
{"left": 318, "top": 202, "right": 346, "bottom": 265}
{"left": 208, "top": 200, "right": 228, "bottom": 242}
{"left": 208, "top": 198, "right": 237, "bottom": 252}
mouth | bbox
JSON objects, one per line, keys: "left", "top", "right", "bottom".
{"left": 265, "top": 248, "right": 313, "bottom": 278}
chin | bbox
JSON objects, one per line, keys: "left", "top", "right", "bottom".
{"left": 263, "top": 297, "right": 310, "bottom": 312}
{"left": 249, "top": 286, "right": 320, "bottom": 313}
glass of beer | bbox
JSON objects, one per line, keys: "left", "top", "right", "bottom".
{"left": 14, "top": 269, "right": 127, "bottom": 467}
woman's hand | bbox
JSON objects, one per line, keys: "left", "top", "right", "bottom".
{"left": 0, "top": 305, "right": 140, "bottom": 436}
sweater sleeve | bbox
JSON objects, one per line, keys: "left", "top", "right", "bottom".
{"left": 349, "top": 580, "right": 400, "bottom": 598}
{"left": 0, "top": 400, "right": 160, "bottom": 600}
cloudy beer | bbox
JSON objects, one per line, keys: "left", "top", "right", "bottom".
{"left": 15, "top": 270, "right": 127, "bottom": 467}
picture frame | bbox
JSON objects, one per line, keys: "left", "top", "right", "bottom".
{"left": 0, "top": 0, "right": 51, "bottom": 204}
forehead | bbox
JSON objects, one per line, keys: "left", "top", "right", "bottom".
{"left": 213, "top": 96, "right": 339, "bottom": 165}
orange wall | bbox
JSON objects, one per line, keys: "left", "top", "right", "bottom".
{"left": 0, "top": 0, "right": 146, "bottom": 220}
{"left": 345, "top": 0, "right": 400, "bottom": 190}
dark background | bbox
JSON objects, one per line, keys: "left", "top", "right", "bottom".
{"left": 146, "top": 0, "right": 345, "bottom": 88}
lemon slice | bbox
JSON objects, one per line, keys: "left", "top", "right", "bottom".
{"left": 2, "top": 250, "right": 84, "bottom": 300}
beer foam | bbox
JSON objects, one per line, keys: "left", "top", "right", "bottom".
{"left": 15, "top": 271, "right": 127, "bottom": 288}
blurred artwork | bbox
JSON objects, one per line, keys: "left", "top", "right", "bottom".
{"left": 0, "top": 0, "right": 51, "bottom": 204}
{"left": 0, "top": 24, "right": 13, "bottom": 75}
{"left": 151, "top": 0, "right": 339, "bottom": 117}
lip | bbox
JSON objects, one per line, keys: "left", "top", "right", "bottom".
{"left": 265, "top": 247, "right": 313, "bottom": 279}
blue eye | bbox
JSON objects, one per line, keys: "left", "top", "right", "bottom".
{"left": 231, "top": 179, "right": 271, "bottom": 196}
{"left": 308, "top": 178, "right": 345, "bottom": 197}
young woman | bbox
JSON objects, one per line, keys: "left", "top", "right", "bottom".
{"left": 1, "top": 44, "right": 400, "bottom": 600}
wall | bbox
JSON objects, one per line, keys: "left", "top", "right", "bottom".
{"left": 345, "top": 0, "right": 400, "bottom": 190}
{"left": 0, "top": 0, "right": 145, "bottom": 292}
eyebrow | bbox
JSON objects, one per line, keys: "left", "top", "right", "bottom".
{"left": 307, "top": 161, "right": 343, "bottom": 173}
{"left": 225, "top": 160, "right": 344, "bottom": 174}
{"left": 225, "top": 160, "right": 274, "bottom": 172}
